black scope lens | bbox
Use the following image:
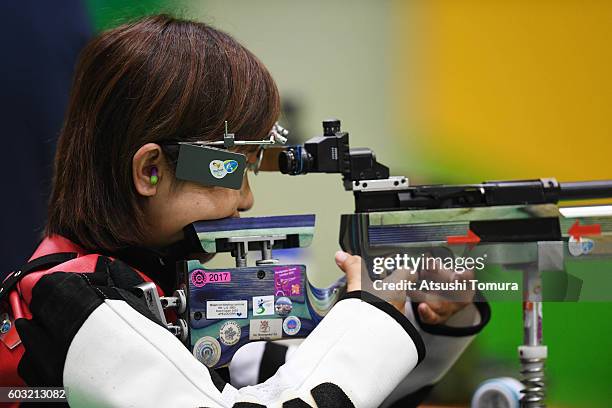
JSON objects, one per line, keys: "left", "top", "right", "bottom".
{"left": 278, "top": 146, "right": 313, "bottom": 175}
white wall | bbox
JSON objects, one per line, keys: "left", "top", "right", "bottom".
{"left": 187, "top": 0, "right": 396, "bottom": 285}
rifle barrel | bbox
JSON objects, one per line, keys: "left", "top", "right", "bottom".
{"left": 559, "top": 180, "right": 612, "bottom": 200}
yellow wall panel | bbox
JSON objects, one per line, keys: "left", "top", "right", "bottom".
{"left": 393, "top": 0, "right": 612, "bottom": 182}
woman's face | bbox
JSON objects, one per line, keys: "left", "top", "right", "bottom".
{"left": 133, "top": 144, "right": 256, "bottom": 248}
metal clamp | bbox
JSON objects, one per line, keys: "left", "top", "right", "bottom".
{"left": 352, "top": 176, "right": 409, "bottom": 192}
{"left": 227, "top": 235, "right": 284, "bottom": 267}
{"left": 135, "top": 283, "right": 188, "bottom": 342}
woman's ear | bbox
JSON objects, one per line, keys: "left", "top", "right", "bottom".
{"left": 133, "top": 143, "right": 163, "bottom": 197}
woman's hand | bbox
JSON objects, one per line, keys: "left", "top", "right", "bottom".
{"left": 335, "top": 251, "right": 362, "bottom": 292}
{"left": 412, "top": 255, "right": 475, "bottom": 325}
{"left": 335, "top": 251, "right": 407, "bottom": 313}
{"left": 416, "top": 300, "right": 470, "bottom": 325}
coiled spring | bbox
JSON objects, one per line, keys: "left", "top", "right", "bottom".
{"left": 520, "top": 357, "right": 546, "bottom": 407}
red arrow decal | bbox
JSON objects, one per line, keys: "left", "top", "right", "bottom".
{"left": 568, "top": 220, "right": 601, "bottom": 240}
{"left": 447, "top": 229, "right": 481, "bottom": 245}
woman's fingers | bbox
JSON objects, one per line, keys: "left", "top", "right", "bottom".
{"left": 335, "top": 251, "right": 362, "bottom": 292}
{"left": 418, "top": 300, "right": 472, "bottom": 325}
{"left": 418, "top": 302, "right": 441, "bottom": 324}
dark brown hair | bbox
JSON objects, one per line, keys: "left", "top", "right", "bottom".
{"left": 46, "top": 14, "right": 280, "bottom": 251}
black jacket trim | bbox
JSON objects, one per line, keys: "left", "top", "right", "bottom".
{"left": 0, "top": 252, "right": 77, "bottom": 301}
{"left": 210, "top": 367, "right": 229, "bottom": 393}
{"left": 311, "top": 382, "right": 355, "bottom": 407}
{"left": 282, "top": 398, "right": 312, "bottom": 407}
{"left": 341, "top": 291, "right": 426, "bottom": 365}
{"left": 258, "top": 342, "right": 289, "bottom": 383}
{"left": 387, "top": 384, "right": 434, "bottom": 408}
{"left": 410, "top": 293, "right": 491, "bottom": 337}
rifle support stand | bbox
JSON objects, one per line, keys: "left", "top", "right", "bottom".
{"left": 518, "top": 242, "right": 563, "bottom": 407}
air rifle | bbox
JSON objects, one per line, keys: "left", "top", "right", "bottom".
{"left": 150, "top": 118, "right": 612, "bottom": 407}
{"left": 277, "top": 119, "right": 612, "bottom": 407}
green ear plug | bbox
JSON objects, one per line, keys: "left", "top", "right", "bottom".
{"left": 150, "top": 167, "right": 159, "bottom": 185}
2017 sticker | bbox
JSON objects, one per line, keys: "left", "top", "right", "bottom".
{"left": 191, "top": 269, "right": 231, "bottom": 288}
{"left": 206, "top": 300, "right": 248, "bottom": 319}
{"left": 253, "top": 295, "right": 275, "bottom": 316}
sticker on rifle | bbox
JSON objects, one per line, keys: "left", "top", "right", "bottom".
{"left": 249, "top": 318, "right": 282, "bottom": 340}
{"left": 274, "top": 266, "right": 302, "bottom": 296}
{"left": 192, "top": 336, "right": 221, "bottom": 367}
{"left": 568, "top": 236, "right": 594, "bottom": 257}
{"left": 209, "top": 159, "right": 239, "bottom": 179}
{"left": 283, "top": 316, "right": 301, "bottom": 336}
{"left": 191, "top": 269, "right": 231, "bottom": 288}
{"left": 253, "top": 295, "right": 275, "bottom": 316}
{"left": 206, "top": 300, "right": 248, "bottom": 319}
{"left": 219, "top": 321, "right": 242, "bottom": 346}
{"left": 274, "top": 297, "right": 293, "bottom": 316}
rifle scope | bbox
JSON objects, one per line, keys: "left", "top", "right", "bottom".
{"left": 276, "top": 118, "right": 612, "bottom": 211}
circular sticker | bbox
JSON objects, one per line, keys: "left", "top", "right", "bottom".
{"left": 283, "top": 316, "right": 301, "bottom": 336}
{"left": 0, "top": 313, "right": 10, "bottom": 334}
{"left": 275, "top": 297, "right": 292, "bottom": 316}
{"left": 191, "top": 269, "right": 206, "bottom": 288}
{"left": 568, "top": 236, "right": 595, "bottom": 257}
{"left": 208, "top": 160, "right": 227, "bottom": 178}
{"left": 219, "top": 321, "right": 241, "bottom": 346}
{"left": 209, "top": 160, "right": 227, "bottom": 179}
{"left": 223, "top": 160, "right": 239, "bottom": 174}
{"left": 192, "top": 336, "right": 221, "bottom": 367}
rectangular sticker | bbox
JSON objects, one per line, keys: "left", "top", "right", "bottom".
{"left": 206, "top": 300, "right": 248, "bottom": 319}
{"left": 191, "top": 270, "right": 231, "bottom": 287}
{"left": 249, "top": 318, "right": 283, "bottom": 340}
{"left": 274, "top": 266, "right": 302, "bottom": 296}
{"left": 252, "top": 295, "right": 275, "bottom": 316}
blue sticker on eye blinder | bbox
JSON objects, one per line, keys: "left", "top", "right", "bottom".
{"left": 175, "top": 144, "right": 246, "bottom": 190}
{"left": 224, "top": 160, "right": 239, "bottom": 173}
